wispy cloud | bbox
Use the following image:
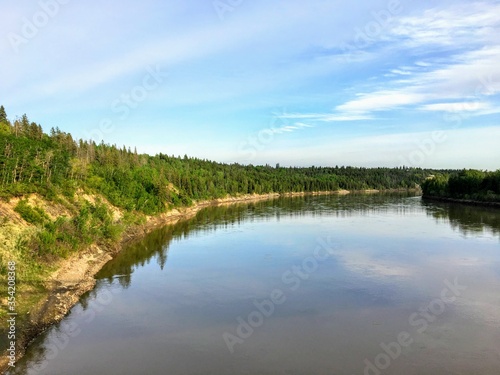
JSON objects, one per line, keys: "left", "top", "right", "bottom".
{"left": 420, "top": 102, "right": 491, "bottom": 112}
{"left": 271, "top": 122, "right": 314, "bottom": 134}
{"left": 329, "top": 2, "right": 500, "bottom": 119}
{"left": 275, "top": 113, "right": 373, "bottom": 122}
{"left": 391, "top": 2, "right": 500, "bottom": 48}
{"left": 336, "top": 92, "right": 427, "bottom": 114}
{"left": 1, "top": 0, "right": 499, "bottom": 168}
{"left": 391, "top": 69, "right": 412, "bottom": 76}
{"left": 252, "top": 2, "right": 500, "bottom": 130}
{"left": 334, "top": 45, "right": 500, "bottom": 117}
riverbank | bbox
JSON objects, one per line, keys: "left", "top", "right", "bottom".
{"left": 0, "top": 192, "right": 311, "bottom": 372}
{"left": 0, "top": 188, "right": 416, "bottom": 373}
{"left": 422, "top": 195, "right": 500, "bottom": 208}
{"left": 0, "top": 192, "right": 269, "bottom": 372}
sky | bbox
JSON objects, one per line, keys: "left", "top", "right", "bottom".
{"left": 1, "top": 0, "right": 499, "bottom": 169}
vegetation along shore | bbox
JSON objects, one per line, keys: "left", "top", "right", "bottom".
{"left": 422, "top": 169, "right": 500, "bottom": 207}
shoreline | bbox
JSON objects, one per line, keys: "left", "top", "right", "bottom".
{"left": 1, "top": 188, "right": 416, "bottom": 373}
{"left": 422, "top": 195, "right": 500, "bottom": 208}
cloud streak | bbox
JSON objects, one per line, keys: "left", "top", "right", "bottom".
{"left": 0, "top": 0, "right": 498, "bottom": 169}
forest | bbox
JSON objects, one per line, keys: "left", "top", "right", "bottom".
{"left": 421, "top": 169, "right": 500, "bottom": 202}
{"left": 0, "top": 106, "right": 450, "bottom": 216}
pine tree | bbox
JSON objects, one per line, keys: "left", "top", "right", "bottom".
{"left": 0, "top": 105, "right": 7, "bottom": 123}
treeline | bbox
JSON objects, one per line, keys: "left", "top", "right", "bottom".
{"left": 422, "top": 170, "right": 500, "bottom": 202}
{"left": 1, "top": 106, "right": 453, "bottom": 215}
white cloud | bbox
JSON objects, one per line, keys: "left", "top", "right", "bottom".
{"left": 391, "top": 69, "right": 412, "bottom": 76}
{"left": 334, "top": 45, "right": 500, "bottom": 116}
{"left": 293, "top": 122, "right": 314, "bottom": 128}
{"left": 336, "top": 92, "right": 427, "bottom": 113}
{"left": 320, "top": 114, "right": 374, "bottom": 121}
{"left": 420, "top": 102, "right": 491, "bottom": 112}
{"left": 271, "top": 122, "right": 314, "bottom": 134}
{"left": 330, "top": 2, "right": 500, "bottom": 117}
{"left": 391, "top": 2, "right": 500, "bottom": 47}
{"left": 276, "top": 113, "right": 373, "bottom": 122}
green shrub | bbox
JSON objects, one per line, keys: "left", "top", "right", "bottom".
{"left": 14, "top": 200, "right": 50, "bottom": 226}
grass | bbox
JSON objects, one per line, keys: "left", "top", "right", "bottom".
{"left": 0, "top": 218, "right": 53, "bottom": 330}
{"left": 0, "top": 194, "right": 126, "bottom": 353}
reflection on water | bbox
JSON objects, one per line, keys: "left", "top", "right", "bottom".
{"left": 8, "top": 193, "right": 500, "bottom": 375}
{"left": 96, "top": 193, "right": 426, "bottom": 289}
{"left": 422, "top": 199, "right": 500, "bottom": 237}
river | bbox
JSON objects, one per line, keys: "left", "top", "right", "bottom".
{"left": 8, "top": 194, "right": 500, "bottom": 374}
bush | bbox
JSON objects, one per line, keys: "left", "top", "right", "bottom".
{"left": 421, "top": 175, "right": 449, "bottom": 197}
{"left": 14, "top": 200, "right": 50, "bottom": 226}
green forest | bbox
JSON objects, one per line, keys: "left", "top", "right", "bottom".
{"left": 0, "top": 106, "right": 447, "bottom": 215}
{"left": 422, "top": 169, "right": 500, "bottom": 202}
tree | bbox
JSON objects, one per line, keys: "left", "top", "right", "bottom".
{"left": 0, "top": 106, "right": 11, "bottom": 135}
{"left": 448, "top": 169, "right": 485, "bottom": 197}
{"left": 421, "top": 174, "right": 448, "bottom": 196}
{"left": 0, "top": 105, "right": 7, "bottom": 123}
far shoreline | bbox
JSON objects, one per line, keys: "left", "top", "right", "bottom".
{"left": 422, "top": 195, "right": 500, "bottom": 209}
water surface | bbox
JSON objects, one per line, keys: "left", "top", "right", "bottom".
{"left": 9, "top": 194, "right": 500, "bottom": 374}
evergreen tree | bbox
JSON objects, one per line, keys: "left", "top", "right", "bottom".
{"left": 0, "top": 105, "right": 7, "bottom": 123}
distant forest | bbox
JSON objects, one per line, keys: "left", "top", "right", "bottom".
{"left": 422, "top": 170, "right": 500, "bottom": 202}
{"left": 0, "top": 106, "right": 454, "bottom": 214}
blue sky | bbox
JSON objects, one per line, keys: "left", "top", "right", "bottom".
{"left": 1, "top": 0, "right": 499, "bottom": 169}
